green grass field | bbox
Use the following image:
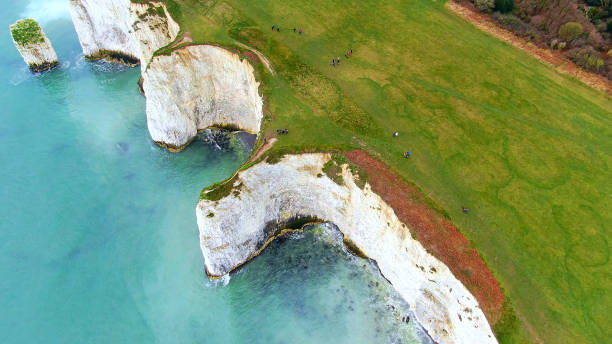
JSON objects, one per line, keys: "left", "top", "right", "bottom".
{"left": 163, "top": 0, "right": 611, "bottom": 342}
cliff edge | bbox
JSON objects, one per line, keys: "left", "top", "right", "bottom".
{"left": 142, "top": 45, "right": 263, "bottom": 150}
{"left": 196, "top": 153, "right": 497, "bottom": 344}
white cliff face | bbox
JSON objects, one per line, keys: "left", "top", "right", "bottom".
{"left": 69, "top": 0, "right": 139, "bottom": 62}
{"left": 131, "top": 1, "right": 180, "bottom": 68}
{"left": 142, "top": 45, "right": 263, "bottom": 149}
{"left": 69, "top": 0, "right": 179, "bottom": 70}
{"left": 196, "top": 154, "right": 497, "bottom": 344}
{"left": 10, "top": 19, "right": 58, "bottom": 72}
{"left": 69, "top": 1, "right": 259, "bottom": 150}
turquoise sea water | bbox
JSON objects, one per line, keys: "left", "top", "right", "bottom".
{"left": 1, "top": 1, "right": 429, "bottom": 343}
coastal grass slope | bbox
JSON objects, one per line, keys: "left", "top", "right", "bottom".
{"left": 157, "top": 0, "right": 610, "bottom": 343}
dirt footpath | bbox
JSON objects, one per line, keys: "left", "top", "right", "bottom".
{"left": 234, "top": 41, "right": 276, "bottom": 76}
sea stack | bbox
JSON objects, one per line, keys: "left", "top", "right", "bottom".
{"left": 142, "top": 45, "right": 263, "bottom": 151}
{"left": 10, "top": 19, "right": 59, "bottom": 72}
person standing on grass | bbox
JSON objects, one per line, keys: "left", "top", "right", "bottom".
{"left": 337, "top": 57, "right": 341, "bottom": 64}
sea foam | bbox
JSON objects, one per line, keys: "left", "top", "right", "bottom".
{"left": 21, "top": 0, "right": 70, "bottom": 24}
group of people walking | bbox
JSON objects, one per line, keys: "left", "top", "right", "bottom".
{"left": 270, "top": 23, "right": 355, "bottom": 68}
{"left": 331, "top": 49, "right": 352, "bottom": 67}
{"left": 272, "top": 25, "right": 303, "bottom": 35}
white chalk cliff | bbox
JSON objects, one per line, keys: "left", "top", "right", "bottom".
{"left": 69, "top": 1, "right": 260, "bottom": 150}
{"left": 197, "top": 153, "right": 497, "bottom": 344}
{"left": 10, "top": 19, "right": 58, "bottom": 72}
{"left": 69, "top": 0, "right": 179, "bottom": 70}
{"left": 142, "top": 45, "right": 263, "bottom": 149}
{"left": 68, "top": 3, "right": 494, "bottom": 342}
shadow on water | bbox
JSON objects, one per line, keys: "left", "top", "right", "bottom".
{"left": 224, "top": 223, "right": 433, "bottom": 344}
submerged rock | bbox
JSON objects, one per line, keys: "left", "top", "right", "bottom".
{"left": 200, "top": 129, "right": 257, "bottom": 154}
{"left": 10, "top": 19, "right": 58, "bottom": 72}
{"left": 196, "top": 153, "right": 497, "bottom": 344}
{"left": 69, "top": 0, "right": 179, "bottom": 70}
{"left": 235, "top": 131, "right": 257, "bottom": 153}
{"left": 142, "top": 45, "right": 263, "bottom": 150}
{"left": 116, "top": 142, "right": 129, "bottom": 154}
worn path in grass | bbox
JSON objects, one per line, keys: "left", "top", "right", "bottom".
{"left": 166, "top": 0, "right": 612, "bottom": 343}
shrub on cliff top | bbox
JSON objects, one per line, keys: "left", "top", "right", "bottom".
{"left": 474, "top": 0, "right": 495, "bottom": 12}
{"left": 492, "top": 13, "right": 529, "bottom": 35}
{"left": 558, "top": 22, "right": 584, "bottom": 42}
{"left": 10, "top": 19, "right": 44, "bottom": 46}
{"left": 495, "top": 0, "right": 514, "bottom": 13}
{"left": 568, "top": 47, "right": 606, "bottom": 72}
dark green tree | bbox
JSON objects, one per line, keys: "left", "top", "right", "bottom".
{"left": 495, "top": 0, "right": 514, "bottom": 13}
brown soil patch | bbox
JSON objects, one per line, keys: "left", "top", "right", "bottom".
{"left": 242, "top": 50, "right": 261, "bottom": 65}
{"left": 447, "top": 1, "right": 612, "bottom": 96}
{"left": 249, "top": 137, "right": 277, "bottom": 163}
{"left": 344, "top": 150, "right": 505, "bottom": 325}
{"left": 171, "top": 31, "right": 193, "bottom": 48}
{"left": 234, "top": 41, "right": 276, "bottom": 75}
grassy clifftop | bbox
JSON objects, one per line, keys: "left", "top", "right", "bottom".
{"left": 10, "top": 19, "right": 44, "bottom": 47}
{"left": 161, "top": 0, "right": 611, "bottom": 343}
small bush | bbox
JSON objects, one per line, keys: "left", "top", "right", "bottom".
{"left": 550, "top": 39, "right": 559, "bottom": 49}
{"left": 492, "top": 13, "right": 529, "bottom": 34}
{"left": 587, "top": 7, "right": 609, "bottom": 21}
{"left": 537, "top": 21, "right": 548, "bottom": 32}
{"left": 558, "top": 22, "right": 584, "bottom": 42}
{"left": 607, "top": 21, "right": 612, "bottom": 33}
{"left": 495, "top": 0, "right": 514, "bottom": 13}
{"left": 568, "top": 47, "right": 606, "bottom": 72}
{"left": 525, "top": 30, "right": 539, "bottom": 41}
{"left": 569, "top": 36, "right": 589, "bottom": 48}
{"left": 550, "top": 39, "right": 566, "bottom": 50}
{"left": 474, "top": 0, "right": 495, "bottom": 12}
